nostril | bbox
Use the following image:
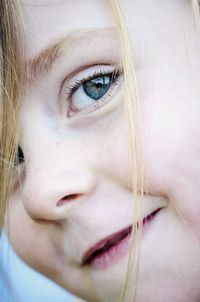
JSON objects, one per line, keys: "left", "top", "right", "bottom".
{"left": 56, "top": 193, "right": 81, "bottom": 206}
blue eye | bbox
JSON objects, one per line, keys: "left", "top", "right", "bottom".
{"left": 66, "top": 68, "right": 121, "bottom": 116}
{"left": 83, "top": 75, "right": 111, "bottom": 100}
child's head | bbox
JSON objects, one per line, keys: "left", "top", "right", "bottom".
{"left": 4, "top": 0, "right": 200, "bottom": 301}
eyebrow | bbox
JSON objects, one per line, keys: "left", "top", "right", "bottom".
{"left": 27, "top": 27, "right": 115, "bottom": 82}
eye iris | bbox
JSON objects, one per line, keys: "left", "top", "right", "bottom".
{"left": 83, "top": 75, "right": 111, "bottom": 100}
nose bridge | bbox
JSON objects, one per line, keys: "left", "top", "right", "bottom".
{"left": 22, "top": 156, "right": 97, "bottom": 221}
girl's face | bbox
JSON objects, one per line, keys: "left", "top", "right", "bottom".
{"left": 7, "top": 0, "right": 200, "bottom": 301}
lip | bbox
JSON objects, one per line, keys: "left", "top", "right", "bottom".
{"left": 82, "top": 208, "right": 162, "bottom": 270}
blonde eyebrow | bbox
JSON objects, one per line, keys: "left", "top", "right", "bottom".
{"left": 27, "top": 27, "right": 116, "bottom": 82}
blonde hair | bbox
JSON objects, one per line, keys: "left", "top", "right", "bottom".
{"left": 0, "top": 0, "right": 26, "bottom": 231}
{"left": 108, "top": 1, "right": 143, "bottom": 301}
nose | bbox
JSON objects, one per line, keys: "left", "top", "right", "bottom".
{"left": 22, "top": 163, "right": 96, "bottom": 221}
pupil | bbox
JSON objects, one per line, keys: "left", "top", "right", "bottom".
{"left": 14, "top": 146, "right": 25, "bottom": 166}
{"left": 83, "top": 75, "right": 111, "bottom": 100}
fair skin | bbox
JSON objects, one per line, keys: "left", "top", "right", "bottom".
{"left": 6, "top": 0, "right": 200, "bottom": 301}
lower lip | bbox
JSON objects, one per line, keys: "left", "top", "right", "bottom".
{"left": 90, "top": 209, "right": 161, "bottom": 270}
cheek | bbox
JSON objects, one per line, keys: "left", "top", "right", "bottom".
{"left": 79, "top": 108, "right": 131, "bottom": 188}
{"left": 6, "top": 196, "right": 64, "bottom": 277}
{"left": 143, "top": 96, "right": 200, "bottom": 226}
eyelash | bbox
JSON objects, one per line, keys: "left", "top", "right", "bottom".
{"left": 66, "top": 68, "right": 120, "bottom": 98}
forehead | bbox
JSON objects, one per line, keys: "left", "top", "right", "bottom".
{"left": 21, "top": 0, "right": 114, "bottom": 59}
{"left": 21, "top": 0, "right": 191, "bottom": 59}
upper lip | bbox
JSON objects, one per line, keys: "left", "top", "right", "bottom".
{"left": 82, "top": 207, "right": 162, "bottom": 265}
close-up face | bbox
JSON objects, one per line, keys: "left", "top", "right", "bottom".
{"left": 6, "top": 0, "right": 200, "bottom": 301}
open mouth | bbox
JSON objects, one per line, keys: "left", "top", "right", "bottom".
{"left": 82, "top": 208, "right": 162, "bottom": 270}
